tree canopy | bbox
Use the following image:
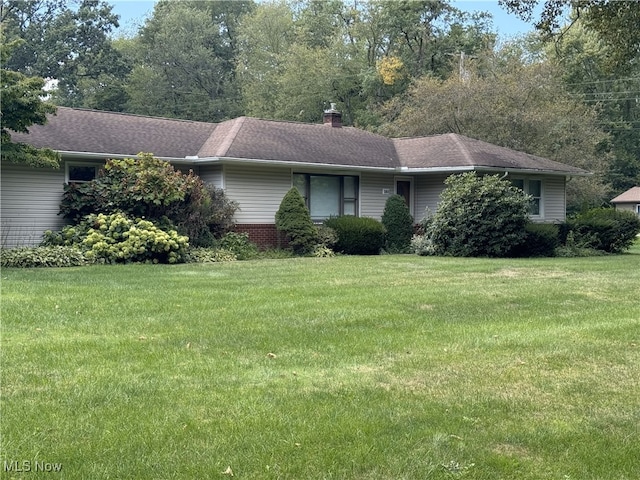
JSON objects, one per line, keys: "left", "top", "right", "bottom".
{"left": 2, "top": 0, "right": 638, "bottom": 201}
{"left": 1, "top": 0, "right": 128, "bottom": 109}
{"left": 378, "top": 43, "right": 610, "bottom": 211}
{"left": 0, "top": 37, "right": 60, "bottom": 168}
{"left": 499, "top": 0, "right": 640, "bottom": 68}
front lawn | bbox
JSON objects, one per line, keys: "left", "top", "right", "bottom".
{"left": 1, "top": 245, "right": 639, "bottom": 479}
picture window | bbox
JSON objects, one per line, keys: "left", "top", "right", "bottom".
{"left": 293, "top": 173, "right": 359, "bottom": 221}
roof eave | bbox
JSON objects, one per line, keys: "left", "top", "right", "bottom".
{"left": 59, "top": 151, "right": 198, "bottom": 164}
{"left": 473, "top": 166, "right": 592, "bottom": 177}
{"left": 398, "top": 165, "right": 591, "bottom": 176}
{"left": 57, "top": 151, "right": 591, "bottom": 177}
{"left": 196, "top": 156, "right": 399, "bottom": 172}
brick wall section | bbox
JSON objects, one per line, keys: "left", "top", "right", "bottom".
{"left": 234, "top": 224, "right": 287, "bottom": 249}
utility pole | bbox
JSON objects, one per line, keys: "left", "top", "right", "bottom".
{"left": 447, "top": 51, "right": 475, "bottom": 83}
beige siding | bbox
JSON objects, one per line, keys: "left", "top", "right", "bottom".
{"left": 1, "top": 162, "right": 66, "bottom": 247}
{"left": 541, "top": 175, "right": 566, "bottom": 222}
{"left": 223, "top": 164, "right": 292, "bottom": 223}
{"left": 413, "top": 173, "right": 566, "bottom": 223}
{"left": 615, "top": 203, "right": 636, "bottom": 213}
{"left": 0, "top": 159, "right": 571, "bottom": 248}
{"left": 360, "top": 172, "right": 395, "bottom": 219}
{"left": 614, "top": 203, "right": 638, "bottom": 214}
{"left": 198, "top": 164, "right": 223, "bottom": 188}
{"left": 415, "top": 174, "right": 449, "bottom": 222}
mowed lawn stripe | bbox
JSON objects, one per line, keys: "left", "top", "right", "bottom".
{"left": 2, "top": 246, "right": 639, "bottom": 479}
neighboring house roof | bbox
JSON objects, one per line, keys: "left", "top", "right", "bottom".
{"left": 611, "top": 186, "right": 640, "bottom": 203}
{"left": 9, "top": 107, "right": 589, "bottom": 176}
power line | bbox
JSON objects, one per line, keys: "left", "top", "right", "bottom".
{"left": 571, "top": 91, "right": 640, "bottom": 97}
{"left": 580, "top": 97, "right": 640, "bottom": 103}
{"left": 564, "top": 77, "right": 640, "bottom": 87}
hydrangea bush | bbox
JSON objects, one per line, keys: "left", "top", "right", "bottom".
{"left": 43, "top": 212, "right": 189, "bottom": 264}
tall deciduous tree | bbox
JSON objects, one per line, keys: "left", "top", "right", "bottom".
{"left": 545, "top": 20, "right": 640, "bottom": 196}
{"left": 379, "top": 43, "right": 611, "bottom": 211}
{"left": 499, "top": 0, "right": 640, "bottom": 69}
{"left": 1, "top": 38, "right": 60, "bottom": 168}
{"left": 126, "top": 0, "right": 254, "bottom": 122}
{"left": 236, "top": 1, "right": 295, "bottom": 119}
{"left": 235, "top": 0, "right": 494, "bottom": 126}
{"left": 1, "top": 0, "right": 129, "bottom": 109}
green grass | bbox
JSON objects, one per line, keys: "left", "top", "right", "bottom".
{"left": 1, "top": 244, "right": 639, "bottom": 479}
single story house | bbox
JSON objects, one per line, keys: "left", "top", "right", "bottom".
{"left": 1, "top": 106, "right": 590, "bottom": 248}
{"left": 611, "top": 187, "right": 640, "bottom": 216}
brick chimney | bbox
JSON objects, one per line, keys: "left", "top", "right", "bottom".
{"left": 323, "top": 103, "right": 342, "bottom": 128}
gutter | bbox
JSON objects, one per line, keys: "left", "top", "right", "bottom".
{"left": 390, "top": 165, "right": 591, "bottom": 177}
{"left": 472, "top": 166, "right": 592, "bottom": 177}
{"left": 202, "top": 156, "right": 399, "bottom": 172}
{"left": 59, "top": 151, "right": 591, "bottom": 177}
{"left": 59, "top": 151, "right": 190, "bottom": 164}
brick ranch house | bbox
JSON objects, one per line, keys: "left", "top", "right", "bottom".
{"left": 1, "top": 106, "right": 590, "bottom": 248}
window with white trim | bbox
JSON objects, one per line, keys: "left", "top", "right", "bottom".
{"left": 293, "top": 173, "right": 359, "bottom": 221}
{"left": 511, "top": 179, "right": 542, "bottom": 216}
{"left": 66, "top": 163, "right": 99, "bottom": 183}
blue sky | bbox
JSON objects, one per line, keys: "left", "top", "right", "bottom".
{"left": 110, "top": 0, "right": 539, "bottom": 38}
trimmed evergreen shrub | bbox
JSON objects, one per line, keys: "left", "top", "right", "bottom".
{"left": 426, "top": 173, "right": 530, "bottom": 257}
{"left": 509, "top": 223, "right": 560, "bottom": 257}
{"left": 563, "top": 208, "right": 640, "bottom": 253}
{"left": 275, "top": 188, "right": 318, "bottom": 254}
{"left": 324, "top": 216, "right": 385, "bottom": 255}
{"left": 381, "top": 194, "right": 414, "bottom": 253}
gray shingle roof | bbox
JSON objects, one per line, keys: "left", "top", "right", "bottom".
{"left": 393, "top": 133, "right": 588, "bottom": 175}
{"left": 9, "top": 107, "right": 215, "bottom": 158}
{"left": 197, "top": 117, "right": 399, "bottom": 168}
{"left": 8, "top": 107, "right": 589, "bottom": 175}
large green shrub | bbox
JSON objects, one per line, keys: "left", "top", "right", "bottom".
{"left": 83, "top": 213, "right": 189, "bottom": 264}
{"left": 426, "top": 173, "right": 530, "bottom": 257}
{"left": 60, "top": 154, "right": 185, "bottom": 221}
{"left": 563, "top": 208, "right": 640, "bottom": 253}
{"left": 381, "top": 194, "right": 414, "bottom": 253}
{"left": 168, "top": 181, "right": 238, "bottom": 247}
{"left": 275, "top": 188, "right": 318, "bottom": 254}
{"left": 59, "top": 181, "right": 107, "bottom": 223}
{"left": 59, "top": 153, "right": 238, "bottom": 245}
{"left": 324, "top": 216, "right": 385, "bottom": 255}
